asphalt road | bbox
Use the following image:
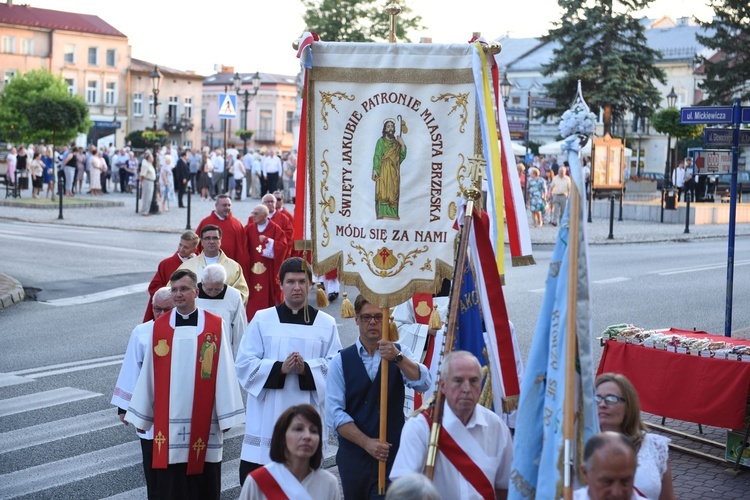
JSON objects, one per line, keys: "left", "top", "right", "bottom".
{"left": 0, "top": 219, "right": 748, "bottom": 498}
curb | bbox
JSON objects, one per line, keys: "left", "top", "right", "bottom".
{"left": 0, "top": 273, "right": 25, "bottom": 310}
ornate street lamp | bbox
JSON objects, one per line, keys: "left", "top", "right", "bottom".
{"left": 150, "top": 65, "right": 161, "bottom": 131}
{"left": 500, "top": 73, "right": 512, "bottom": 106}
{"left": 208, "top": 124, "right": 214, "bottom": 150}
{"left": 233, "top": 71, "right": 262, "bottom": 154}
{"left": 661, "top": 86, "right": 678, "bottom": 222}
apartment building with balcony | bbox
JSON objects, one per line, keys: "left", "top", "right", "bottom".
{"left": 128, "top": 58, "right": 203, "bottom": 150}
{"left": 0, "top": 1, "right": 130, "bottom": 147}
{"left": 203, "top": 68, "right": 299, "bottom": 153}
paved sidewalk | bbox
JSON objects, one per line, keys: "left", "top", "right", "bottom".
{"left": 3, "top": 190, "right": 750, "bottom": 245}
{"left": 0, "top": 273, "right": 24, "bottom": 310}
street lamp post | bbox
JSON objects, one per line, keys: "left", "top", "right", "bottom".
{"left": 660, "top": 86, "right": 678, "bottom": 223}
{"left": 208, "top": 124, "right": 214, "bottom": 150}
{"left": 233, "top": 71, "right": 261, "bottom": 155}
{"left": 149, "top": 65, "right": 162, "bottom": 215}
{"left": 500, "top": 73, "right": 512, "bottom": 107}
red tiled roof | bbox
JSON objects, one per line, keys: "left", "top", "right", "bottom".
{"left": 131, "top": 58, "right": 204, "bottom": 80}
{"left": 0, "top": 3, "right": 126, "bottom": 38}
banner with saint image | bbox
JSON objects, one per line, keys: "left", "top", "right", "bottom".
{"left": 307, "top": 42, "right": 484, "bottom": 307}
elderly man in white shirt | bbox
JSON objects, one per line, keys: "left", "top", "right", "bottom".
{"left": 197, "top": 264, "right": 247, "bottom": 357}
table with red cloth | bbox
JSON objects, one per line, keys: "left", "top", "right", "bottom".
{"left": 597, "top": 328, "right": 750, "bottom": 429}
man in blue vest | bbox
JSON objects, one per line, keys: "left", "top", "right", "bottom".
{"left": 326, "top": 294, "right": 432, "bottom": 499}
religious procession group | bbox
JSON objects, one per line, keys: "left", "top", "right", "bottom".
{"left": 110, "top": 192, "right": 520, "bottom": 500}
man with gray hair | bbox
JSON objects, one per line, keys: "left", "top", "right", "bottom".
{"left": 575, "top": 432, "right": 641, "bottom": 500}
{"left": 197, "top": 264, "right": 247, "bottom": 357}
{"left": 391, "top": 350, "right": 513, "bottom": 499}
{"left": 386, "top": 473, "right": 440, "bottom": 500}
{"left": 112, "top": 286, "right": 174, "bottom": 499}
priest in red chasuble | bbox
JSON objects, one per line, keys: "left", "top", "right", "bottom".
{"left": 263, "top": 193, "right": 294, "bottom": 261}
{"left": 196, "top": 194, "right": 250, "bottom": 281}
{"left": 244, "top": 204, "right": 288, "bottom": 320}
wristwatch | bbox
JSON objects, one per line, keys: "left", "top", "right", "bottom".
{"left": 394, "top": 351, "right": 404, "bottom": 365}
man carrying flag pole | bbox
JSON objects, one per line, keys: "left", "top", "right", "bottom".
{"left": 508, "top": 83, "right": 600, "bottom": 500}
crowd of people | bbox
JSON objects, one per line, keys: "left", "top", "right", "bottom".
{"left": 4, "top": 142, "right": 297, "bottom": 212}
{"left": 109, "top": 193, "right": 675, "bottom": 499}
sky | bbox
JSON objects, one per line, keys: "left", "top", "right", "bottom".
{"left": 28, "top": 0, "right": 716, "bottom": 77}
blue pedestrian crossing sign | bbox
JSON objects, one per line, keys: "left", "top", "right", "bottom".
{"left": 218, "top": 93, "right": 237, "bottom": 119}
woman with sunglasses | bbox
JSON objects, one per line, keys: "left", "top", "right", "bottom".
{"left": 595, "top": 373, "right": 676, "bottom": 499}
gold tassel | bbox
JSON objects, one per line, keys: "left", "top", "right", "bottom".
{"left": 389, "top": 314, "right": 398, "bottom": 341}
{"left": 316, "top": 283, "right": 329, "bottom": 308}
{"left": 428, "top": 305, "right": 442, "bottom": 330}
{"left": 511, "top": 254, "right": 536, "bottom": 267}
{"left": 340, "top": 292, "right": 355, "bottom": 318}
{"left": 501, "top": 394, "right": 519, "bottom": 413}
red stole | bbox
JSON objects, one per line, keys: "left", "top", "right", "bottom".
{"left": 411, "top": 294, "right": 435, "bottom": 409}
{"left": 250, "top": 466, "right": 289, "bottom": 500}
{"left": 244, "top": 219, "right": 286, "bottom": 319}
{"left": 421, "top": 412, "right": 494, "bottom": 500}
{"left": 152, "top": 311, "right": 223, "bottom": 474}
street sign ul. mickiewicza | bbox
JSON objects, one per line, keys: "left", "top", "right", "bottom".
{"left": 704, "top": 128, "right": 750, "bottom": 147}
{"left": 531, "top": 97, "right": 557, "bottom": 109}
{"left": 680, "top": 106, "right": 733, "bottom": 124}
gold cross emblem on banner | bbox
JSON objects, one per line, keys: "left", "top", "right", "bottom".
{"left": 254, "top": 283, "right": 263, "bottom": 292}
{"left": 154, "top": 431, "right": 166, "bottom": 453}
{"left": 192, "top": 437, "right": 206, "bottom": 460}
{"left": 256, "top": 245, "right": 263, "bottom": 253}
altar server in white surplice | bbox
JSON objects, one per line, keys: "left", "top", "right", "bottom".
{"left": 197, "top": 264, "right": 248, "bottom": 358}
{"left": 111, "top": 286, "right": 173, "bottom": 500}
{"left": 235, "top": 257, "right": 342, "bottom": 486}
{"left": 125, "top": 269, "right": 245, "bottom": 500}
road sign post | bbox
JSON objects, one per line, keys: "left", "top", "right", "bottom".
{"left": 681, "top": 100, "right": 750, "bottom": 337}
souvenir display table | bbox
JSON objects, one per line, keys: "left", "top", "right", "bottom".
{"left": 597, "top": 327, "right": 750, "bottom": 429}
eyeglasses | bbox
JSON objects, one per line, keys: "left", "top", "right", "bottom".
{"left": 358, "top": 314, "right": 384, "bottom": 323}
{"left": 595, "top": 394, "right": 626, "bottom": 406}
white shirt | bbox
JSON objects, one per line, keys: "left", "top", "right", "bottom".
{"left": 390, "top": 404, "right": 513, "bottom": 499}
{"left": 197, "top": 284, "right": 248, "bottom": 358}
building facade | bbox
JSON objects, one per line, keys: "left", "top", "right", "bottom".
{"left": 0, "top": 1, "right": 130, "bottom": 147}
{"left": 128, "top": 59, "right": 203, "bottom": 150}
{"left": 202, "top": 69, "right": 299, "bottom": 153}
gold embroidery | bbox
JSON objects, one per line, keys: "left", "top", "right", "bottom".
{"left": 318, "top": 150, "right": 335, "bottom": 248}
{"left": 319, "top": 91, "right": 355, "bottom": 130}
{"left": 251, "top": 262, "right": 267, "bottom": 274}
{"left": 254, "top": 283, "right": 263, "bottom": 292}
{"left": 415, "top": 301, "right": 431, "bottom": 318}
{"left": 154, "top": 339, "right": 170, "bottom": 357}
{"left": 154, "top": 431, "right": 166, "bottom": 453}
{"left": 192, "top": 437, "right": 206, "bottom": 460}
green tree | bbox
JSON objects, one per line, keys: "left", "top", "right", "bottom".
{"left": 0, "top": 69, "right": 89, "bottom": 144}
{"left": 651, "top": 107, "right": 703, "bottom": 179}
{"left": 696, "top": 0, "right": 750, "bottom": 103}
{"left": 540, "top": 0, "right": 665, "bottom": 135}
{"left": 302, "top": 0, "right": 424, "bottom": 42}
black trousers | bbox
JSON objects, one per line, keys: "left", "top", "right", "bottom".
{"left": 120, "top": 171, "right": 130, "bottom": 193}
{"left": 139, "top": 438, "right": 160, "bottom": 499}
{"left": 265, "top": 172, "right": 279, "bottom": 195}
{"left": 238, "top": 460, "right": 262, "bottom": 487}
{"left": 155, "top": 461, "right": 221, "bottom": 500}
{"left": 177, "top": 183, "right": 187, "bottom": 207}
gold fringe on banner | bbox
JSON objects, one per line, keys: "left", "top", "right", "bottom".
{"left": 511, "top": 255, "right": 537, "bottom": 267}
{"left": 501, "top": 394, "right": 519, "bottom": 413}
{"left": 316, "top": 283, "right": 329, "bottom": 308}
{"left": 340, "top": 292, "right": 355, "bottom": 318}
{"left": 428, "top": 305, "right": 442, "bottom": 330}
{"left": 388, "top": 314, "right": 398, "bottom": 341}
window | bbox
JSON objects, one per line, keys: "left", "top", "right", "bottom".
{"left": 285, "top": 111, "right": 294, "bottom": 134}
{"left": 184, "top": 97, "right": 193, "bottom": 119}
{"left": 65, "top": 78, "right": 76, "bottom": 96}
{"left": 133, "top": 93, "right": 143, "bottom": 116}
{"left": 168, "top": 96, "right": 179, "bottom": 122}
{"left": 88, "top": 47, "right": 98, "bottom": 65}
{"left": 4, "top": 70, "right": 17, "bottom": 85}
{"left": 106, "top": 49, "right": 116, "bottom": 67}
{"left": 86, "top": 80, "right": 99, "bottom": 104}
{"left": 184, "top": 140, "right": 193, "bottom": 149}
{"left": 201, "top": 109, "right": 207, "bottom": 131}
{"left": 21, "top": 38, "right": 34, "bottom": 56}
{"left": 149, "top": 95, "right": 155, "bottom": 118}
{"left": 2, "top": 36, "right": 15, "bottom": 54}
{"left": 64, "top": 44, "right": 75, "bottom": 63}
{"left": 258, "top": 109, "right": 274, "bottom": 141}
{"left": 105, "top": 82, "right": 116, "bottom": 105}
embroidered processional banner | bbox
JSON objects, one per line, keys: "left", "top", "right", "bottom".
{"left": 307, "top": 42, "right": 485, "bottom": 307}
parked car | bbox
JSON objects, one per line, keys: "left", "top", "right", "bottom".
{"left": 713, "top": 171, "right": 750, "bottom": 201}
{"left": 638, "top": 172, "right": 666, "bottom": 190}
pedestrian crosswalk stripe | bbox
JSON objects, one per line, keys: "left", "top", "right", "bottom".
{"left": 0, "top": 387, "right": 101, "bottom": 418}
{"left": 0, "top": 373, "right": 32, "bottom": 388}
{"left": 0, "top": 441, "right": 141, "bottom": 498}
{"left": 12, "top": 354, "right": 124, "bottom": 376}
{"left": 0, "top": 408, "right": 119, "bottom": 454}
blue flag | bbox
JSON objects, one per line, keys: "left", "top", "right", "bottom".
{"left": 456, "top": 259, "right": 487, "bottom": 368}
{"left": 508, "top": 135, "right": 599, "bottom": 499}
